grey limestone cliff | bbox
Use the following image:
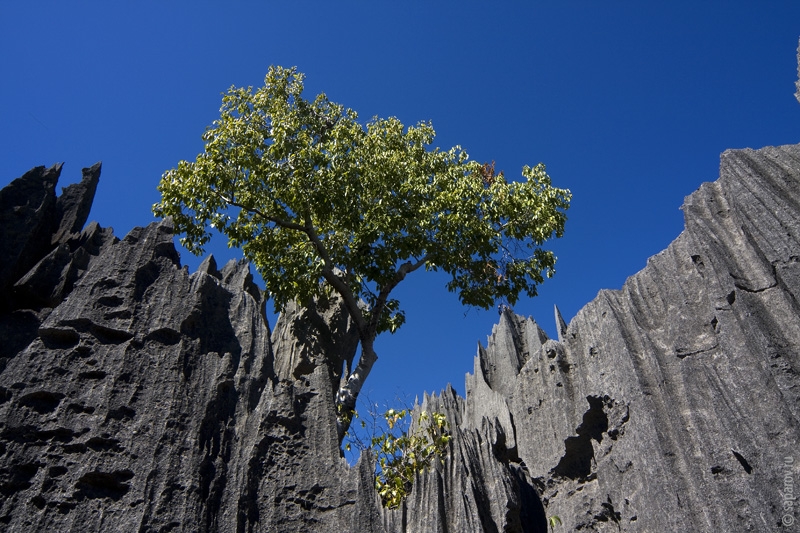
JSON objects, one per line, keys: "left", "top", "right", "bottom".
{"left": 447, "top": 144, "right": 800, "bottom": 531}
{"left": 0, "top": 164, "right": 542, "bottom": 532}
{"left": 0, "top": 163, "right": 374, "bottom": 532}
{"left": 796, "top": 38, "right": 800, "bottom": 104}
{"left": 1, "top": 141, "right": 799, "bottom": 532}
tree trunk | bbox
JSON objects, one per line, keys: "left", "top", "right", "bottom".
{"left": 335, "top": 338, "right": 378, "bottom": 442}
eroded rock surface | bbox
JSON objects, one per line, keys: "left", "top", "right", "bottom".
{"left": 0, "top": 164, "right": 540, "bottom": 532}
{"left": 1, "top": 143, "right": 799, "bottom": 532}
{"left": 796, "top": 38, "right": 800, "bottom": 104}
{"left": 444, "top": 144, "right": 800, "bottom": 531}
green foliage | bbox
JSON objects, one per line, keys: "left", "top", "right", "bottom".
{"left": 153, "top": 65, "right": 570, "bottom": 440}
{"left": 153, "top": 66, "right": 570, "bottom": 330}
{"left": 548, "top": 515, "right": 562, "bottom": 531}
{"left": 346, "top": 407, "right": 451, "bottom": 509}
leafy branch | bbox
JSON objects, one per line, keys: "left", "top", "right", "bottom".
{"left": 345, "top": 403, "right": 451, "bottom": 509}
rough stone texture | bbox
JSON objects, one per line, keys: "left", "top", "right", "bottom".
{"left": 0, "top": 165, "right": 538, "bottom": 532}
{"left": 454, "top": 144, "right": 800, "bottom": 531}
{"left": 1, "top": 143, "right": 799, "bottom": 532}
{"left": 0, "top": 163, "right": 62, "bottom": 303}
{"left": 0, "top": 168, "right": 362, "bottom": 531}
{"left": 385, "top": 387, "right": 547, "bottom": 533}
{"left": 796, "top": 38, "right": 800, "bottom": 104}
{"left": 0, "top": 162, "right": 103, "bottom": 314}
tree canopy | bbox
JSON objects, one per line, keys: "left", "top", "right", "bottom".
{"left": 153, "top": 66, "right": 570, "bottom": 440}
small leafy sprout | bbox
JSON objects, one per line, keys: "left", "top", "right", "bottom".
{"left": 345, "top": 402, "right": 451, "bottom": 509}
{"left": 373, "top": 409, "right": 451, "bottom": 509}
{"left": 548, "top": 514, "right": 562, "bottom": 531}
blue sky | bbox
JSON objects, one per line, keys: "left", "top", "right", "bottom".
{"left": 2, "top": 3, "right": 799, "bottom": 421}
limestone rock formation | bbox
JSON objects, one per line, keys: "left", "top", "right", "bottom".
{"left": 796, "top": 38, "right": 800, "bottom": 104}
{"left": 1, "top": 141, "right": 799, "bottom": 532}
{"left": 0, "top": 163, "right": 362, "bottom": 532}
{"left": 0, "top": 164, "right": 542, "bottom": 532}
{"left": 0, "top": 162, "right": 100, "bottom": 312}
{"left": 450, "top": 144, "right": 800, "bottom": 531}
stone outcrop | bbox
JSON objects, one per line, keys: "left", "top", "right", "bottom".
{"left": 448, "top": 144, "right": 800, "bottom": 531}
{"left": 0, "top": 163, "right": 101, "bottom": 312}
{"left": 1, "top": 141, "right": 799, "bottom": 532}
{"left": 0, "top": 163, "right": 359, "bottom": 532}
{"left": 796, "top": 38, "right": 800, "bottom": 104}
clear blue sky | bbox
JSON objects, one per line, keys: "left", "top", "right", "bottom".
{"left": 2, "top": 4, "right": 799, "bottom": 418}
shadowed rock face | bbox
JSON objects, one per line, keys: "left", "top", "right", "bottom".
{"left": 0, "top": 164, "right": 541, "bottom": 532}
{"left": 0, "top": 163, "right": 364, "bottom": 532}
{"left": 0, "top": 163, "right": 101, "bottom": 312}
{"left": 1, "top": 143, "right": 799, "bottom": 532}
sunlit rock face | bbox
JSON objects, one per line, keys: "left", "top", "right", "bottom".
{"left": 440, "top": 144, "right": 800, "bottom": 532}
{"left": 796, "top": 38, "right": 800, "bottom": 104}
{"left": 1, "top": 142, "right": 799, "bottom": 532}
{"left": 382, "top": 143, "right": 800, "bottom": 532}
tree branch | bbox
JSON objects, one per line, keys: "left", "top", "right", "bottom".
{"left": 336, "top": 337, "right": 378, "bottom": 441}
{"left": 218, "top": 190, "right": 368, "bottom": 337}
{"left": 368, "top": 255, "right": 428, "bottom": 333}
{"left": 216, "top": 192, "right": 308, "bottom": 233}
{"left": 304, "top": 219, "right": 369, "bottom": 337}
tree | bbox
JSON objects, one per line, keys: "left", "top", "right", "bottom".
{"left": 153, "top": 66, "right": 571, "bottom": 441}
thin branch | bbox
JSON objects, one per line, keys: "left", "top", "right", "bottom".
{"left": 216, "top": 191, "right": 308, "bottom": 233}
{"left": 368, "top": 255, "right": 429, "bottom": 333}
{"left": 217, "top": 189, "right": 368, "bottom": 336}
{"left": 304, "top": 218, "right": 369, "bottom": 337}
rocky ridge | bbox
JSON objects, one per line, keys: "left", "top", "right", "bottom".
{"left": 0, "top": 163, "right": 543, "bottom": 532}
{"left": 446, "top": 144, "right": 800, "bottom": 531}
{"left": 0, "top": 141, "right": 798, "bottom": 532}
